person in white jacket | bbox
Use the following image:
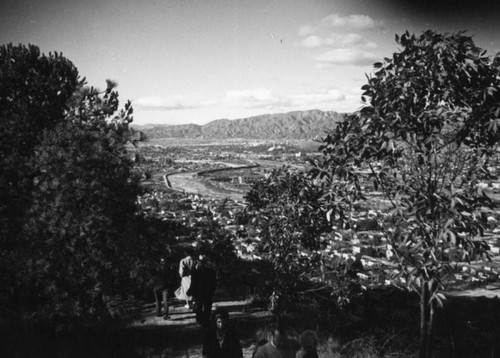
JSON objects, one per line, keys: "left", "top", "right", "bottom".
{"left": 175, "top": 254, "right": 196, "bottom": 308}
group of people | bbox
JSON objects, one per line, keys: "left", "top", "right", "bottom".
{"left": 251, "top": 326, "right": 319, "bottom": 358}
{"left": 153, "top": 252, "right": 320, "bottom": 358}
{"left": 153, "top": 251, "right": 217, "bottom": 327}
{"left": 202, "top": 308, "right": 320, "bottom": 358}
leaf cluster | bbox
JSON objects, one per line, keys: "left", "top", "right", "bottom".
{"left": 244, "top": 167, "right": 332, "bottom": 314}
{"left": 312, "top": 30, "right": 500, "bottom": 301}
{"left": 194, "top": 222, "right": 239, "bottom": 282}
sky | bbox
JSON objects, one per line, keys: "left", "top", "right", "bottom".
{"left": 2, "top": 0, "right": 500, "bottom": 125}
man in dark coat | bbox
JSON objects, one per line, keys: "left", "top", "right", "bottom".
{"left": 189, "top": 254, "right": 217, "bottom": 327}
{"left": 202, "top": 308, "right": 243, "bottom": 358}
{"left": 153, "top": 257, "right": 177, "bottom": 319}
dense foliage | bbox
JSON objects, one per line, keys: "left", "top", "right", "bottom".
{"left": 245, "top": 167, "right": 332, "bottom": 316}
{"left": 312, "top": 30, "right": 500, "bottom": 357}
{"left": 0, "top": 44, "right": 145, "bottom": 321}
{"left": 195, "top": 222, "right": 239, "bottom": 282}
{"left": 0, "top": 44, "right": 82, "bottom": 252}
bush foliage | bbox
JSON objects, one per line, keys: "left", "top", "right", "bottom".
{"left": 312, "top": 30, "right": 500, "bottom": 358}
{"left": 245, "top": 30, "right": 500, "bottom": 357}
{"left": 0, "top": 44, "right": 146, "bottom": 321}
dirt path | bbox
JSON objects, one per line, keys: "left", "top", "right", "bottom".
{"left": 129, "top": 298, "right": 271, "bottom": 329}
{"left": 126, "top": 298, "right": 272, "bottom": 358}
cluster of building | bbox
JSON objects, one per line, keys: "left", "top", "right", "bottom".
{"left": 137, "top": 190, "right": 244, "bottom": 226}
{"left": 136, "top": 188, "right": 263, "bottom": 261}
{"left": 135, "top": 142, "right": 500, "bottom": 293}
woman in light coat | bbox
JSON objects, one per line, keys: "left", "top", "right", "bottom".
{"left": 175, "top": 254, "right": 196, "bottom": 308}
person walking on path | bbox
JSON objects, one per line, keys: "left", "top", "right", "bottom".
{"left": 295, "top": 330, "right": 319, "bottom": 358}
{"left": 202, "top": 308, "right": 243, "bottom": 358}
{"left": 189, "top": 254, "right": 217, "bottom": 327}
{"left": 175, "top": 253, "right": 196, "bottom": 309}
{"left": 153, "top": 257, "right": 177, "bottom": 319}
{"left": 253, "top": 326, "right": 296, "bottom": 358}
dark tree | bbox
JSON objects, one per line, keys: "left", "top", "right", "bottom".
{"left": 313, "top": 30, "right": 500, "bottom": 357}
{"left": 0, "top": 43, "right": 82, "bottom": 251}
{"left": 0, "top": 44, "right": 142, "bottom": 320}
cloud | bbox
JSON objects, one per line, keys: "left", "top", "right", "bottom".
{"left": 342, "top": 33, "right": 363, "bottom": 45}
{"left": 301, "top": 35, "right": 326, "bottom": 48}
{"left": 134, "top": 96, "right": 215, "bottom": 111}
{"left": 300, "top": 33, "right": 363, "bottom": 48}
{"left": 322, "top": 14, "right": 382, "bottom": 30}
{"left": 297, "top": 14, "right": 380, "bottom": 68}
{"left": 299, "top": 14, "right": 382, "bottom": 39}
{"left": 298, "top": 14, "right": 382, "bottom": 65}
{"left": 286, "top": 89, "right": 345, "bottom": 107}
{"left": 225, "top": 88, "right": 346, "bottom": 110}
{"left": 298, "top": 25, "right": 315, "bottom": 37}
{"left": 313, "top": 48, "right": 379, "bottom": 66}
{"left": 136, "top": 88, "right": 349, "bottom": 115}
{"left": 364, "top": 41, "right": 378, "bottom": 49}
{"left": 225, "top": 89, "right": 280, "bottom": 109}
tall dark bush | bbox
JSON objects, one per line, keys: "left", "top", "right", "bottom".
{"left": 0, "top": 44, "right": 142, "bottom": 321}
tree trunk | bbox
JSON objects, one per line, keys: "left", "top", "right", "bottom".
{"left": 426, "top": 298, "right": 435, "bottom": 358}
{"left": 419, "top": 284, "right": 429, "bottom": 358}
{"left": 419, "top": 283, "right": 435, "bottom": 358}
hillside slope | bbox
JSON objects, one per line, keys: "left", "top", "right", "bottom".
{"left": 134, "top": 109, "right": 344, "bottom": 140}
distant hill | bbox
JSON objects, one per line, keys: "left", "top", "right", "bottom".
{"left": 134, "top": 110, "right": 345, "bottom": 140}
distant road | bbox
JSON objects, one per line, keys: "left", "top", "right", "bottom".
{"left": 173, "top": 159, "right": 247, "bottom": 168}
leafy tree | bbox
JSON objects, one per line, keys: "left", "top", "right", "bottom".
{"left": 1, "top": 44, "right": 83, "bottom": 319}
{"left": 0, "top": 44, "right": 143, "bottom": 321}
{"left": 195, "top": 222, "right": 238, "bottom": 281}
{"left": 22, "top": 84, "right": 141, "bottom": 318}
{"left": 245, "top": 167, "right": 331, "bottom": 317}
{"left": 0, "top": 43, "right": 82, "bottom": 251}
{"left": 312, "top": 30, "right": 500, "bottom": 357}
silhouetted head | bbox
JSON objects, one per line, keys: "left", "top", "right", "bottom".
{"left": 214, "top": 308, "right": 229, "bottom": 331}
{"left": 300, "top": 330, "right": 318, "bottom": 352}
{"left": 272, "top": 328, "right": 287, "bottom": 349}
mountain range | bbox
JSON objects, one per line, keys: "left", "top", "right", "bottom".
{"left": 133, "top": 109, "right": 345, "bottom": 140}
